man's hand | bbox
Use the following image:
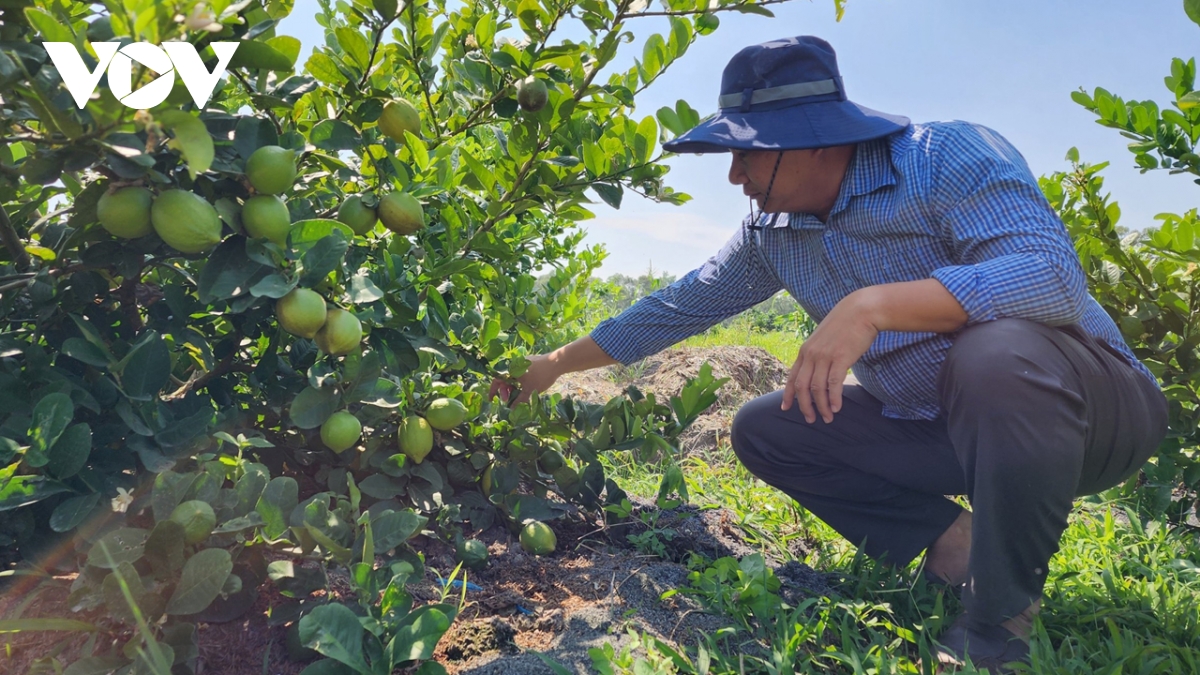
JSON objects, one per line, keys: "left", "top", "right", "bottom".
{"left": 781, "top": 280, "right": 969, "bottom": 423}
{"left": 488, "top": 353, "right": 562, "bottom": 404}
{"left": 487, "top": 336, "right": 618, "bottom": 406}
{"left": 782, "top": 290, "right": 879, "bottom": 423}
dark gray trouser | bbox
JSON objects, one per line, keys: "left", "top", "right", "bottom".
{"left": 730, "top": 318, "right": 1168, "bottom": 628}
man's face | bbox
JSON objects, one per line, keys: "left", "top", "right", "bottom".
{"left": 727, "top": 147, "right": 851, "bottom": 218}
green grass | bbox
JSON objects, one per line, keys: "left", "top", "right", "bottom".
{"left": 585, "top": 323, "right": 1200, "bottom": 674}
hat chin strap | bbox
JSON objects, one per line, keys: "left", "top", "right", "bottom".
{"left": 749, "top": 151, "right": 785, "bottom": 225}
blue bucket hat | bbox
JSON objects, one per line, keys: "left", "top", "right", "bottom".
{"left": 663, "top": 36, "right": 910, "bottom": 154}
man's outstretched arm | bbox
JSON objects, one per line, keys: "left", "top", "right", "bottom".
{"left": 489, "top": 336, "right": 617, "bottom": 403}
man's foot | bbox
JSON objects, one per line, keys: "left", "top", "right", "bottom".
{"left": 933, "top": 613, "right": 1031, "bottom": 674}
{"left": 924, "top": 509, "right": 972, "bottom": 587}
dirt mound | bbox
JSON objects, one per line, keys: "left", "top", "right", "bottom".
{"left": 550, "top": 346, "right": 790, "bottom": 456}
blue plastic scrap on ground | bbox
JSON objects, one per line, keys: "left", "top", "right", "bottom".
{"left": 435, "top": 578, "right": 483, "bottom": 592}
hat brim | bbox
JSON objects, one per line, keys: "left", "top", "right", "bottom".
{"left": 662, "top": 100, "right": 910, "bottom": 154}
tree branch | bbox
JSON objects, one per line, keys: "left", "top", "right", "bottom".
{"left": 620, "top": 0, "right": 792, "bottom": 19}
{"left": 0, "top": 203, "right": 30, "bottom": 271}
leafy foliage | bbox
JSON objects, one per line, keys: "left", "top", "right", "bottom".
{"left": 0, "top": 0, "right": 789, "bottom": 670}
{"left": 1038, "top": 5, "right": 1200, "bottom": 521}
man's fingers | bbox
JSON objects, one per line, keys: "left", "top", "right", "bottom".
{"left": 829, "top": 367, "right": 848, "bottom": 414}
{"left": 795, "top": 359, "right": 817, "bottom": 423}
{"left": 781, "top": 350, "right": 804, "bottom": 411}
{"left": 810, "top": 361, "right": 833, "bottom": 423}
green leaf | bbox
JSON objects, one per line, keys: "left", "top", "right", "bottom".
{"left": 299, "top": 659, "right": 356, "bottom": 675}
{"left": 300, "top": 231, "right": 351, "bottom": 287}
{"left": 28, "top": 392, "right": 73, "bottom": 467}
{"left": 62, "top": 656, "right": 129, "bottom": 675}
{"left": 372, "top": 509, "right": 426, "bottom": 552}
{"left": 290, "top": 219, "right": 355, "bottom": 253}
{"left": 229, "top": 39, "right": 296, "bottom": 71}
{"left": 298, "top": 603, "right": 371, "bottom": 673}
{"left": 640, "top": 34, "right": 666, "bottom": 82}
{"left": 198, "top": 237, "right": 271, "bottom": 302}
{"left": 46, "top": 423, "right": 91, "bottom": 479}
{"left": 22, "top": 8, "right": 75, "bottom": 42}
{"left": 306, "top": 524, "right": 352, "bottom": 564}
{"left": 1179, "top": 90, "right": 1200, "bottom": 111}
{"left": 387, "top": 604, "right": 455, "bottom": 662}
{"left": 311, "top": 120, "right": 360, "bottom": 152}
{"left": 158, "top": 111, "right": 215, "bottom": 179}
{"left": 290, "top": 386, "right": 340, "bottom": 429}
{"left": 256, "top": 476, "right": 299, "bottom": 541}
{"left": 61, "top": 338, "right": 112, "bottom": 367}
{"left": 734, "top": 3, "right": 775, "bottom": 16}
{"left": 152, "top": 471, "right": 196, "bottom": 521}
{"left": 267, "top": 36, "right": 302, "bottom": 67}
{"left": 306, "top": 52, "right": 348, "bottom": 85}
{"left": 373, "top": 0, "right": 399, "bottom": 19}
{"left": 250, "top": 272, "right": 298, "bottom": 298}
{"left": 0, "top": 618, "right": 97, "bottom": 634}
{"left": 49, "top": 492, "right": 102, "bottom": 532}
{"left": 347, "top": 273, "right": 384, "bottom": 304}
{"left": 634, "top": 116, "right": 657, "bottom": 164}
{"left": 358, "top": 474, "right": 406, "bottom": 501}
{"left": 0, "top": 470, "right": 71, "bottom": 511}
{"left": 1186, "top": 0, "right": 1200, "bottom": 27}
{"left": 118, "top": 331, "right": 171, "bottom": 400}
{"left": 593, "top": 183, "right": 623, "bottom": 209}
{"left": 334, "top": 27, "right": 371, "bottom": 71}
{"left": 144, "top": 520, "right": 187, "bottom": 575}
{"left": 234, "top": 116, "right": 279, "bottom": 160}
{"left": 88, "top": 528, "right": 150, "bottom": 569}
{"left": 167, "top": 548, "right": 234, "bottom": 615}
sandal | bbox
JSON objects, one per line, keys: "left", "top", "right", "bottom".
{"left": 933, "top": 614, "right": 1030, "bottom": 674}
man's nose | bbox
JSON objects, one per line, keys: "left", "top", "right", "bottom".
{"left": 728, "top": 154, "right": 746, "bottom": 185}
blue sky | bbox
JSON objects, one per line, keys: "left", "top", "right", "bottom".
{"left": 279, "top": 0, "right": 1198, "bottom": 277}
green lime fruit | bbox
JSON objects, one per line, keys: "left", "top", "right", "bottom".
{"left": 169, "top": 500, "right": 217, "bottom": 545}
{"left": 246, "top": 145, "right": 297, "bottom": 195}
{"left": 87, "top": 16, "right": 115, "bottom": 42}
{"left": 378, "top": 99, "right": 421, "bottom": 142}
{"left": 456, "top": 539, "right": 489, "bottom": 570}
{"left": 97, "top": 186, "right": 153, "bottom": 239}
{"left": 378, "top": 192, "right": 425, "bottom": 235}
{"left": 242, "top": 194, "right": 290, "bottom": 246}
{"left": 321, "top": 411, "right": 362, "bottom": 453}
{"left": 276, "top": 288, "right": 327, "bottom": 339}
{"left": 425, "top": 398, "right": 467, "bottom": 431}
{"left": 552, "top": 466, "right": 579, "bottom": 490}
{"left": 517, "top": 76, "right": 549, "bottom": 112}
{"left": 314, "top": 307, "right": 363, "bottom": 356}
{"left": 398, "top": 415, "right": 434, "bottom": 464}
{"left": 481, "top": 464, "right": 493, "bottom": 495}
{"left": 538, "top": 449, "right": 565, "bottom": 473}
{"left": 337, "top": 195, "right": 378, "bottom": 236}
{"left": 519, "top": 521, "right": 556, "bottom": 556}
{"left": 151, "top": 189, "right": 223, "bottom": 254}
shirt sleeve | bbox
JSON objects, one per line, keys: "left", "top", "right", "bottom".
{"left": 928, "top": 123, "right": 1088, "bottom": 327}
{"left": 589, "top": 219, "right": 783, "bottom": 364}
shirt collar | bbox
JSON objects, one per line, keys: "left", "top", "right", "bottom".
{"left": 766, "top": 138, "right": 897, "bottom": 229}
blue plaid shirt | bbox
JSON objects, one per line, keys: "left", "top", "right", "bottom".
{"left": 590, "top": 121, "right": 1156, "bottom": 420}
